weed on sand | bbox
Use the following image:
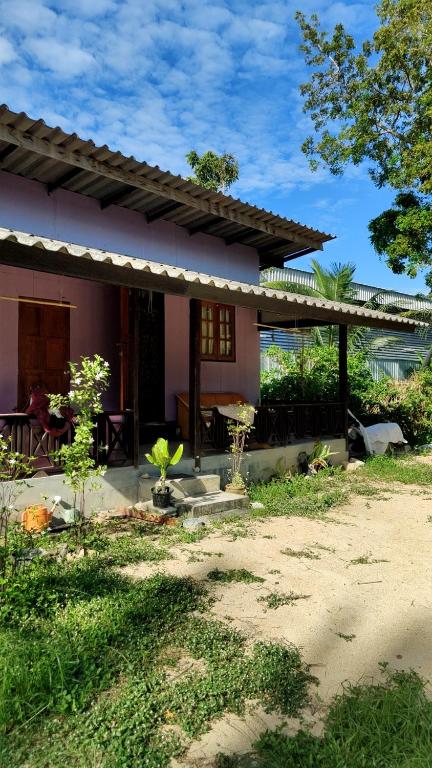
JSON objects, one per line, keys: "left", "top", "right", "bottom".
{"left": 258, "top": 591, "right": 312, "bottom": 610}
{"left": 218, "top": 667, "right": 432, "bottom": 767}
{"left": 207, "top": 568, "right": 265, "bottom": 584}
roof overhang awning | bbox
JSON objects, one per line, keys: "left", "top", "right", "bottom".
{"left": 0, "top": 228, "right": 426, "bottom": 333}
{"left": 0, "top": 104, "right": 333, "bottom": 268}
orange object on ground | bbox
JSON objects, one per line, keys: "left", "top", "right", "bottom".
{"left": 22, "top": 504, "right": 52, "bottom": 532}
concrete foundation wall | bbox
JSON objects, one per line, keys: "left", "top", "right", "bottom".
{"left": 12, "top": 439, "right": 348, "bottom": 512}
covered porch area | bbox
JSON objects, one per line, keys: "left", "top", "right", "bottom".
{"left": 0, "top": 228, "right": 422, "bottom": 494}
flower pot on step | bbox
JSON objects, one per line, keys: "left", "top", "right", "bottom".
{"left": 151, "top": 487, "right": 172, "bottom": 509}
{"left": 22, "top": 505, "right": 52, "bottom": 533}
{"left": 225, "top": 483, "right": 247, "bottom": 496}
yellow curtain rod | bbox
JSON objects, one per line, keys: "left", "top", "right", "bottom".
{"left": 0, "top": 296, "right": 77, "bottom": 309}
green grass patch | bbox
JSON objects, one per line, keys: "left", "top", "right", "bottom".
{"left": 258, "top": 591, "right": 311, "bottom": 610}
{"left": 220, "top": 667, "right": 432, "bottom": 767}
{"left": 361, "top": 454, "right": 432, "bottom": 486}
{"left": 0, "top": 540, "right": 311, "bottom": 767}
{"left": 249, "top": 470, "right": 346, "bottom": 520}
{"left": 207, "top": 568, "right": 265, "bottom": 584}
{"left": 348, "top": 552, "right": 389, "bottom": 566}
{"left": 281, "top": 547, "right": 320, "bottom": 560}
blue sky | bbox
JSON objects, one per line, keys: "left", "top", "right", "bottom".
{"left": 0, "top": 0, "right": 426, "bottom": 294}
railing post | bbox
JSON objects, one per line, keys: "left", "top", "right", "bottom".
{"left": 338, "top": 324, "right": 349, "bottom": 440}
{"left": 189, "top": 298, "right": 201, "bottom": 471}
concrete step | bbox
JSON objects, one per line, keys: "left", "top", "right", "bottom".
{"left": 174, "top": 490, "right": 250, "bottom": 518}
{"left": 138, "top": 473, "right": 221, "bottom": 502}
{"left": 169, "top": 474, "right": 221, "bottom": 499}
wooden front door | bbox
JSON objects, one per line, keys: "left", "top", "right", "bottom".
{"left": 18, "top": 300, "right": 70, "bottom": 409}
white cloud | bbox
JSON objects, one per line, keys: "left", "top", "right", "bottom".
{"left": 0, "top": 0, "right": 380, "bottom": 210}
{"left": 0, "top": 1, "right": 58, "bottom": 34}
{"left": 0, "top": 36, "right": 16, "bottom": 65}
{"left": 26, "top": 37, "right": 96, "bottom": 77}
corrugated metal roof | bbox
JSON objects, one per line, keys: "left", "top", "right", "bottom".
{"left": 0, "top": 104, "right": 333, "bottom": 268}
{"left": 261, "top": 326, "right": 432, "bottom": 359}
{"left": 263, "top": 267, "right": 432, "bottom": 310}
{"left": 0, "top": 227, "right": 425, "bottom": 332}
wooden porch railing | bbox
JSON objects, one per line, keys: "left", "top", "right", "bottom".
{"left": 207, "top": 402, "right": 345, "bottom": 450}
{"left": 0, "top": 410, "right": 134, "bottom": 472}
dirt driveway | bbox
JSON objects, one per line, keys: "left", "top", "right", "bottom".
{"left": 124, "top": 486, "right": 432, "bottom": 764}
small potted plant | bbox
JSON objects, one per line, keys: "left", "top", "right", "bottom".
{"left": 145, "top": 438, "right": 183, "bottom": 508}
{"left": 299, "top": 441, "right": 336, "bottom": 476}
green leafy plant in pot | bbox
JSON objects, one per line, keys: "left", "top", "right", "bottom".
{"left": 145, "top": 438, "right": 184, "bottom": 508}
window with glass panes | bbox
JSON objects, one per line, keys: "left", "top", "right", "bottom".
{"left": 200, "top": 302, "right": 235, "bottom": 361}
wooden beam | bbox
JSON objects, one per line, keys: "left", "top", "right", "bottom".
{"left": 47, "top": 167, "right": 88, "bottom": 194}
{"left": 100, "top": 185, "right": 136, "bottom": 210}
{"left": 224, "top": 228, "right": 257, "bottom": 246}
{"left": 188, "top": 216, "right": 225, "bottom": 236}
{"left": 0, "top": 121, "right": 322, "bottom": 250}
{"left": 0, "top": 144, "right": 19, "bottom": 162}
{"left": 338, "top": 324, "right": 349, "bottom": 440}
{"left": 146, "top": 201, "right": 184, "bottom": 223}
{"left": 188, "top": 298, "right": 201, "bottom": 468}
{"left": 132, "top": 290, "right": 140, "bottom": 467}
{"left": 258, "top": 238, "right": 291, "bottom": 257}
{"left": 256, "top": 319, "right": 329, "bottom": 330}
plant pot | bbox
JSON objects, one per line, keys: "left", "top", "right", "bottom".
{"left": 151, "top": 487, "right": 172, "bottom": 509}
{"left": 22, "top": 505, "right": 52, "bottom": 533}
{"left": 225, "top": 483, "right": 247, "bottom": 496}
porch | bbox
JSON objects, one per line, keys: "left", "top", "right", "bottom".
{"left": 0, "top": 400, "right": 346, "bottom": 473}
{"left": 0, "top": 228, "right": 422, "bottom": 503}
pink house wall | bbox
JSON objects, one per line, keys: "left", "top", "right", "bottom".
{"left": 0, "top": 172, "right": 260, "bottom": 420}
{"left": 0, "top": 172, "right": 259, "bottom": 282}
{"left": 0, "top": 264, "right": 119, "bottom": 411}
{"left": 164, "top": 296, "right": 260, "bottom": 420}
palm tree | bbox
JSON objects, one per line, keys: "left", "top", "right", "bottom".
{"left": 262, "top": 260, "right": 357, "bottom": 346}
{"left": 262, "top": 260, "right": 400, "bottom": 353}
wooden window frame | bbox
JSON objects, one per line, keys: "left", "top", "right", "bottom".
{"left": 199, "top": 301, "right": 236, "bottom": 362}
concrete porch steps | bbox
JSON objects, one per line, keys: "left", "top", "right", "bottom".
{"left": 174, "top": 490, "right": 250, "bottom": 518}
{"left": 138, "top": 473, "right": 250, "bottom": 518}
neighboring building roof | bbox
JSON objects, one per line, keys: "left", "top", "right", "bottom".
{"left": 260, "top": 267, "right": 432, "bottom": 378}
{"left": 263, "top": 267, "right": 432, "bottom": 311}
{"left": 0, "top": 104, "right": 333, "bottom": 269}
{"left": 0, "top": 227, "right": 425, "bottom": 333}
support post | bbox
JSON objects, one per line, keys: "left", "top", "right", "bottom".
{"left": 338, "top": 324, "right": 349, "bottom": 439}
{"left": 119, "top": 287, "right": 129, "bottom": 411}
{"left": 132, "top": 290, "right": 140, "bottom": 468}
{"left": 189, "top": 298, "right": 201, "bottom": 471}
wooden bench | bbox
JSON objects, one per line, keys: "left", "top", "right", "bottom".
{"left": 176, "top": 392, "right": 247, "bottom": 445}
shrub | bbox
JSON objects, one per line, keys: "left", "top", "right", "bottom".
{"left": 360, "top": 368, "right": 432, "bottom": 446}
{"left": 261, "top": 345, "right": 432, "bottom": 447}
{"left": 261, "top": 346, "right": 373, "bottom": 411}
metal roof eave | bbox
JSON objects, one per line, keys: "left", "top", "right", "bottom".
{"left": 0, "top": 104, "right": 334, "bottom": 263}
{"left": 0, "top": 228, "right": 425, "bottom": 334}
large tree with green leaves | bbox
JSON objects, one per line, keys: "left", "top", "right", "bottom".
{"left": 186, "top": 150, "right": 239, "bottom": 193}
{"left": 296, "top": 0, "right": 432, "bottom": 284}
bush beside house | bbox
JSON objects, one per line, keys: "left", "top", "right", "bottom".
{"left": 261, "top": 346, "right": 432, "bottom": 447}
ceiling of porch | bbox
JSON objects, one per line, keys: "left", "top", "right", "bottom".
{"left": 0, "top": 104, "right": 333, "bottom": 269}
{"left": 0, "top": 227, "right": 425, "bottom": 334}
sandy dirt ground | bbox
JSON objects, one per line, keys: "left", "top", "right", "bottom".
{"left": 123, "top": 486, "right": 432, "bottom": 765}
